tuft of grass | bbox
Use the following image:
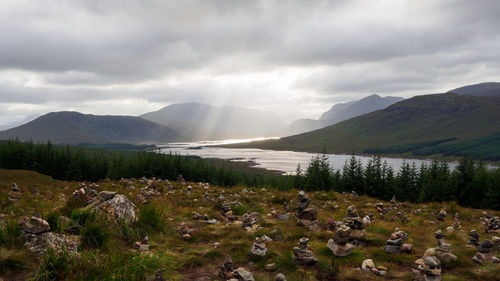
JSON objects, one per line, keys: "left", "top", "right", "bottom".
{"left": 0, "top": 219, "right": 23, "bottom": 248}
{"left": 70, "top": 209, "right": 97, "bottom": 226}
{"left": 136, "top": 205, "right": 164, "bottom": 234}
{"left": 31, "top": 248, "right": 73, "bottom": 281}
{"left": 46, "top": 212, "right": 61, "bottom": 232}
{"left": 0, "top": 247, "right": 29, "bottom": 274}
{"left": 80, "top": 223, "right": 109, "bottom": 250}
{"left": 231, "top": 205, "right": 249, "bottom": 216}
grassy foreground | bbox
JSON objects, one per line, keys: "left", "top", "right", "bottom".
{"left": 0, "top": 168, "right": 499, "bottom": 280}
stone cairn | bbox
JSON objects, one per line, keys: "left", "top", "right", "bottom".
{"left": 19, "top": 214, "right": 79, "bottom": 256}
{"left": 220, "top": 203, "right": 238, "bottom": 222}
{"left": 413, "top": 255, "right": 442, "bottom": 281}
{"left": 327, "top": 224, "right": 355, "bottom": 257}
{"left": 485, "top": 216, "right": 500, "bottom": 234}
{"left": 361, "top": 259, "right": 387, "bottom": 276}
{"left": 242, "top": 212, "right": 260, "bottom": 230}
{"left": 343, "top": 205, "right": 366, "bottom": 240}
{"left": 436, "top": 209, "right": 447, "bottom": 222}
{"left": 452, "top": 213, "right": 461, "bottom": 231}
{"left": 375, "top": 202, "right": 388, "bottom": 215}
{"left": 8, "top": 183, "right": 22, "bottom": 202}
{"left": 295, "top": 191, "right": 320, "bottom": 231}
{"left": 249, "top": 237, "right": 267, "bottom": 259}
{"left": 384, "top": 228, "right": 412, "bottom": 254}
{"left": 177, "top": 174, "right": 186, "bottom": 185}
{"left": 219, "top": 257, "right": 234, "bottom": 278}
{"left": 177, "top": 222, "right": 194, "bottom": 240}
{"left": 434, "top": 230, "right": 457, "bottom": 264}
{"left": 134, "top": 236, "right": 149, "bottom": 252}
{"left": 292, "top": 237, "right": 318, "bottom": 266}
{"left": 472, "top": 239, "right": 499, "bottom": 264}
{"left": 467, "top": 230, "right": 480, "bottom": 247}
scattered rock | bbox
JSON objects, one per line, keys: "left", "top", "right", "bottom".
{"left": 234, "top": 267, "right": 255, "bottom": 281}
{"left": 275, "top": 273, "right": 287, "bottom": 281}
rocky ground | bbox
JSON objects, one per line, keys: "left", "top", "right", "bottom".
{"left": 0, "top": 168, "right": 500, "bottom": 281}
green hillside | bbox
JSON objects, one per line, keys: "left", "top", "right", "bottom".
{"left": 0, "top": 111, "right": 180, "bottom": 144}
{"left": 229, "top": 93, "right": 500, "bottom": 160}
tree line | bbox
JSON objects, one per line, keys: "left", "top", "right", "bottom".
{"left": 295, "top": 154, "right": 500, "bottom": 210}
{"left": 1, "top": 140, "right": 499, "bottom": 209}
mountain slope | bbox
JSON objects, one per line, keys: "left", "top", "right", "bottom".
{"left": 319, "top": 94, "right": 404, "bottom": 124}
{"left": 141, "top": 102, "right": 285, "bottom": 139}
{"left": 448, "top": 82, "right": 500, "bottom": 97}
{"left": 0, "top": 111, "right": 180, "bottom": 144}
{"left": 231, "top": 93, "right": 500, "bottom": 159}
{"left": 0, "top": 114, "right": 41, "bottom": 131}
{"left": 280, "top": 94, "right": 403, "bottom": 136}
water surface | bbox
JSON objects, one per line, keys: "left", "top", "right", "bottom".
{"left": 159, "top": 138, "right": 457, "bottom": 175}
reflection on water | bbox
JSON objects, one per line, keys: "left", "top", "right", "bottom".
{"left": 158, "top": 138, "right": 457, "bottom": 175}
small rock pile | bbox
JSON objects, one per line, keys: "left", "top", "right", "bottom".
{"left": 467, "top": 230, "right": 480, "bottom": 247}
{"left": 485, "top": 216, "right": 500, "bottom": 234}
{"left": 219, "top": 257, "right": 234, "bottom": 278}
{"left": 384, "top": 228, "right": 412, "bottom": 254}
{"left": 327, "top": 224, "right": 355, "bottom": 257}
{"left": 436, "top": 209, "right": 447, "bottom": 221}
{"left": 218, "top": 257, "right": 255, "bottom": 281}
{"left": 361, "top": 259, "right": 387, "bottom": 276}
{"left": 134, "top": 184, "right": 161, "bottom": 204}
{"left": 8, "top": 183, "right": 23, "bottom": 202}
{"left": 433, "top": 230, "right": 457, "bottom": 264}
{"left": 177, "top": 222, "right": 194, "bottom": 239}
{"left": 19, "top": 215, "right": 79, "bottom": 256}
{"left": 242, "top": 212, "right": 260, "bottom": 230}
{"left": 221, "top": 203, "right": 238, "bottom": 222}
{"left": 134, "top": 236, "right": 149, "bottom": 252}
{"left": 342, "top": 205, "right": 365, "bottom": 239}
{"left": 375, "top": 202, "right": 388, "bottom": 215}
{"left": 295, "top": 191, "right": 320, "bottom": 231}
{"left": 249, "top": 237, "right": 267, "bottom": 259}
{"left": 472, "top": 239, "right": 499, "bottom": 264}
{"left": 413, "top": 255, "right": 442, "bottom": 281}
{"left": 453, "top": 213, "right": 461, "bottom": 230}
{"left": 291, "top": 237, "right": 318, "bottom": 265}
{"left": 177, "top": 174, "right": 186, "bottom": 185}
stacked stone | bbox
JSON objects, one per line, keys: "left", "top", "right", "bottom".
{"left": 242, "top": 212, "right": 260, "bottom": 229}
{"left": 453, "top": 213, "right": 461, "bottom": 230}
{"left": 436, "top": 209, "right": 447, "bottom": 221}
{"left": 342, "top": 205, "right": 366, "bottom": 240}
{"left": 291, "top": 237, "right": 318, "bottom": 265}
{"left": 467, "top": 230, "right": 480, "bottom": 247}
{"left": 327, "top": 224, "right": 355, "bottom": 257}
{"left": 177, "top": 222, "right": 194, "bottom": 239}
{"left": 221, "top": 203, "right": 238, "bottom": 222}
{"left": 8, "top": 183, "right": 22, "bottom": 202}
{"left": 249, "top": 237, "right": 267, "bottom": 259}
{"left": 19, "top": 215, "right": 79, "bottom": 256}
{"left": 134, "top": 185, "right": 161, "bottom": 204}
{"left": 219, "top": 257, "right": 234, "bottom": 278}
{"left": 413, "top": 255, "right": 442, "bottom": 281}
{"left": 472, "top": 240, "right": 499, "bottom": 264}
{"left": 295, "top": 191, "right": 320, "bottom": 231}
{"left": 375, "top": 202, "right": 388, "bottom": 215}
{"left": 434, "top": 230, "right": 457, "bottom": 264}
{"left": 177, "top": 174, "right": 186, "bottom": 185}
{"left": 486, "top": 216, "right": 500, "bottom": 233}
{"left": 275, "top": 273, "right": 287, "bottom": 281}
{"left": 384, "top": 228, "right": 412, "bottom": 254}
{"left": 361, "top": 259, "right": 387, "bottom": 276}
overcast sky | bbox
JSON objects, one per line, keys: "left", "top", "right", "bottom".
{"left": 1, "top": 0, "right": 499, "bottom": 125}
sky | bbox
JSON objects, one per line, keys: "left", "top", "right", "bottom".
{"left": 1, "top": 0, "right": 499, "bottom": 125}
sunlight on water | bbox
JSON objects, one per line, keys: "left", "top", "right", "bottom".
{"left": 158, "top": 137, "right": 458, "bottom": 175}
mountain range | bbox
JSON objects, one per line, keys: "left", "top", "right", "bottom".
{"left": 0, "top": 112, "right": 180, "bottom": 144}
{"left": 140, "top": 103, "right": 285, "bottom": 140}
{"left": 230, "top": 82, "right": 500, "bottom": 160}
{"left": 280, "top": 94, "right": 404, "bottom": 135}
